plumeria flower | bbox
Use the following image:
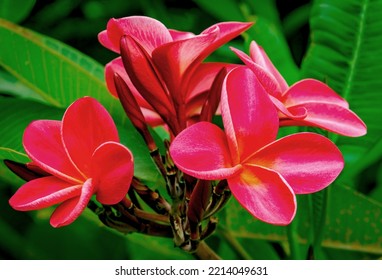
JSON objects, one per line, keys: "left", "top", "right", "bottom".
{"left": 170, "top": 67, "right": 344, "bottom": 225}
{"left": 9, "top": 97, "right": 134, "bottom": 227}
{"left": 99, "top": 16, "right": 252, "bottom": 134}
{"left": 231, "top": 41, "right": 367, "bottom": 137}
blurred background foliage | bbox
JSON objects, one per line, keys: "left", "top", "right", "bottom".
{"left": 0, "top": 0, "right": 381, "bottom": 260}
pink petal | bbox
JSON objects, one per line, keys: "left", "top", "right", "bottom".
{"left": 9, "top": 176, "right": 81, "bottom": 211}
{"left": 152, "top": 29, "right": 219, "bottom": 105}
{"left": 105, "top": 58, "right": 163, "bottom": 126}
{"left": 23, "top": 120, "right": 84, "bottom": 183}
{"left": 105, "top": 57, "right": 142, "bottom": 101}
{"left": 201, "top": 21, "right": 253, "bottom": 61}
{"left": 170, "top": 122, "right": 242, "bottom": 180}
{"left": 269, "top": 95, "right": 308, "bottom": 119}
{"left": 228, "top": 165, "right": 296, "bottom": 225}
{"left": 283, "top": 79, "right": 349, "bottom": 108}
{"left": 50, "top": 178, "right": 95, "bottom": 227}
{"left": 248, "top": 132, "right": 344, "bottom": 194}
{"left": 91, "top": 142, "right": 134, "bottom": 205}
{"left": 120, "top": 35, "right": 176, "bottom": 125}
{"left": 98, "top": 16, "right": 173, "bottom": 54}
{"left": 249, "top": 41, "right": 289, "bottom": 92}
{"left": 221, "top": 67, "right": 279, "bottom": 163}
{"left": 281, "top": 102, "right": 367, "bottom": 137}
{"left": 231, "top": 47, "right": 283, "bottom": 98}
{"left": 169, "top": 29, "right": 195, "bottom": 40}
{"left": 62, "top": 97, "right": 119, "bottom": 176}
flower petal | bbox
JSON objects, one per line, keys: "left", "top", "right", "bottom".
{"left": 231, "top": 47, "right": 282, "bottom": 98}
{"left": 248, "top": 132, "right": 344, "bottom": 194}
{"left": 249, "top": 41, "right": 289, "bottom": 92}
{"left": 269, "top": 95, "right": 308, "bottom": 120}
{"left": 105, "top": 58, "right": 163, "bottom": 127}
{"left": 281, "top": 102, "right": 367, "bottom": 137}
{"left": 98, "top": 16, "right": 173, "bottom": 54}
{"left": 120, "top": 35, "right": 176, "bottom": 126}
{"left": 23, "top": 120, "right": 84, "bottom": 183}
{"left": 152, "top": 29, "right": 219, "bottom": 105}
{"left": 170, "top": 122, "right": 241, "bottom": 180}
{"left": 91, "top": 142, "right": 134, "bottom": 205}
{"left": 283, "top": 79, "right": 349, "bottom": 108}
{"left": 169, "top": 29, "right": 195, "bottom": 40}
{"left": 9, "top": 176, "right": 81, "bottom": 211}
{"left": 228, "top": 165, "right": 296, "bottom": 225}
{"left": 221, "top": 67, "right": 279, "bottom": 163}
{"left": 50, "top": 178, "right": 95, "bottom": 227}
{"left": 62, "top": 97, "right": 119, "bottom": 176}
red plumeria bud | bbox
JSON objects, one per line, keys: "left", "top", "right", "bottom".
{"left": 187, "top": 180, "right": 212, "bottom": 223}
{"left": 200, "top": 67, "right": 227, "bottom": 122}
{"left": 113, "top": 72, "right": 156, "bottom": 151}
{"left": 4, "top": 160, "right": 49, "bottom": 181}
{"left": 120, "top": 35, "right": 179, "bottom": 134}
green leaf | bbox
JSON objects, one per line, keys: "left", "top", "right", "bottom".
{"left": 301, "top": 0, "right": 382, "bottom": 177}
{"left": 0, "top": 19, "right": 124, "bottom": 122}
{"left": 0, "top": 0, "right": 36, "bottom": 23}
{"left": 0, "top": 97, "right": 64, "bottom": 185}
{"left": 0, "top": 69, "right": 46, "bottom": 103}
{"left": 222, "top": 184, "right": 382, "bottom": 255}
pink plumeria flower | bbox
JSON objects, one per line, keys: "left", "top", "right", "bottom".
{"left": 9, "top": 97, "right": 134, "bottom": 227}
{"left": 170, "top": 67, "right": 344, "bottom": 225}
{"left": 99, "top": 16, "right": 252, "bottom": 134}
{"left": 231, "top": 41, "right": 367, "bottom": 137}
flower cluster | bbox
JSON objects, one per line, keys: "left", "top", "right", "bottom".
{"left": 8, "top": 16, "right": 366, "bottom": 233}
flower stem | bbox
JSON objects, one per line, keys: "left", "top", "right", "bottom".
{"left": 218, "top": 227, "right": 252, "bottom": 260}
{"left": 192, "top": 241, "right": 221, "bottom": 260}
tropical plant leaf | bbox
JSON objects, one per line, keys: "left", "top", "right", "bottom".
{"left": 221, "top": 184, "right": 382, "bottom": 255}
{"left": 0, "top": 97, "right": 64, "bottom": 185}
{"left": 0, "top": 0, "right": 36, "bottom": 23}
{"left": 301, "top": 0, "right": 382, "bottom": 178}
{"left": 0, "top": 19, "right": 125, "bottom": 122}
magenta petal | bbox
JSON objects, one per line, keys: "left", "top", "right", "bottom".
{"left": 170, "top": 122, "right": 242, "bottom": 180}
{"left": 283, "top": 79, "right": 349, "bottom": 108}
{"left": 201, "top": 22, "right": 253, "bottom": 61}
{"left": 98, "top": 16, "right": 172, "bottom": 54}
{"left": 91, "top": 142, "right": 134, "bottom": 205}
{"left": 9, "top": 176, "right": 81, "bottom": 211}
{"left": 228, "top": 165, "right": 296, "bottom": 225}
{"left": 248, "top": 132, "right": 344, "bottom": 194}
{"left": 269, "top": 95, "right": 308, "bottom": 119}
{"left": 105, "top": 58, "right": 142, "bottom": 101}
{"left": 221, "top": 67, "right": 279, "bottom": 162}
{"left": 62, "top": 97, "right": 120, "bottom": 176}
{"left": 152, "top": 30, "right": 219, "bottom": 103}
{"left": 23, "top": 120, "right": 84, "bottom": 183}
{"left": 249, "top": 41, "right": 289, "bottom": 92}
{"left": 120, "top": 35, "right": 176, "bottom": 122}
{"left": 169, "top": 29, "right": 195, "bottom": 40}
{"left": 231, "top": 47, "right": 282, "bottom": 98}
{"left": 283, "top": 102, "right": 367, "bottom": 137}
{"left": 50, "top": 178, "right": 95, "bottom": 227}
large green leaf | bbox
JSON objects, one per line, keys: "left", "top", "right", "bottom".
{"left": 0, "top": 19, "right": 124, "bottom": 122}
{"left": 222, "top": 184, "right": 382, "bottom": 255}
{"left": 0, "top": 0, "right": 36, "bottom": 23}
{"left": 0, "top": 97, "right": 64, "bottom": 185}
{"left": 301, "top": 0, "right": 382, "bottom": 177}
